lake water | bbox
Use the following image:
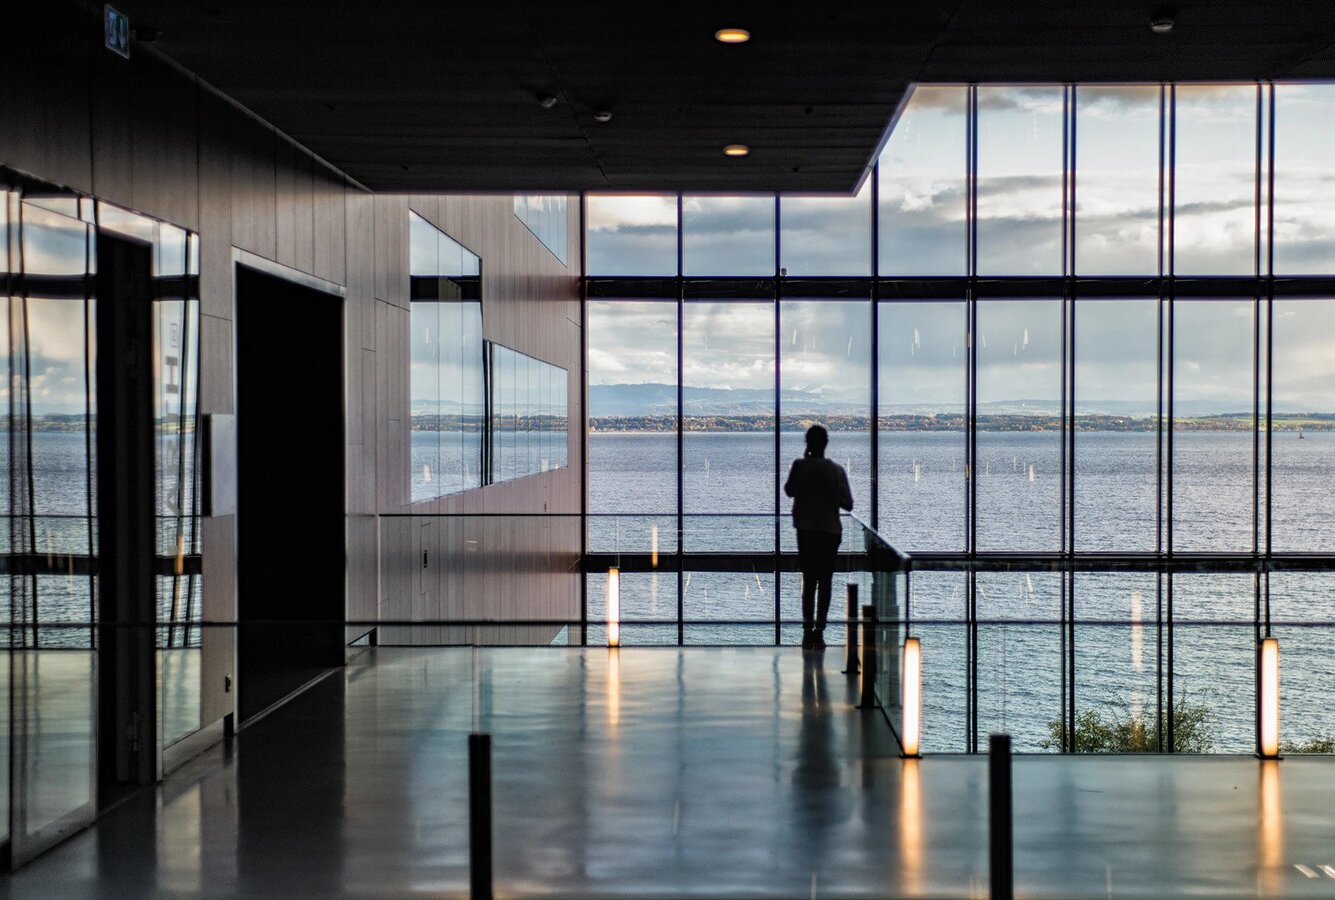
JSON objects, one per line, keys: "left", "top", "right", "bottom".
{"left": 586, "top": 429, "right": 1335, "bottom": 752}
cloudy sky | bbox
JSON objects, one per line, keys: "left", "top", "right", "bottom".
{"left": 586, "top": 83, "right": 1335, "bottom": 416}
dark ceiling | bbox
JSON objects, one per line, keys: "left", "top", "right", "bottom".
{"left": 109, "top": 1, "right": 1335, "bottom": 193}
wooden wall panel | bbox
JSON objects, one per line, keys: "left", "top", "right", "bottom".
{"left": 1, "top": 4, "right": 93, "bottom": 194}
{"left": 373, "top": 195, "right": 409, "bottom": 307}
{"left": 230, "top": 121, "right": 277, "bottom": 260}
{"left": 275, "top": 140, "right": 298, "bottom": 268}
{"left": 130, "top": 58, "right": 200, "bottom": 231}
{"left": 314, "top": 176, "right": 347, "bottom": 286}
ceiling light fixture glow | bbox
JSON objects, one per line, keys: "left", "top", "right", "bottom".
{"left": 723, "top": 143, "right": 750, "bottom": 157}
{"left": 715, "top": 27, "right": 750, "bottom": 44}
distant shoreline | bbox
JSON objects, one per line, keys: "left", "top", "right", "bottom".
{"left": 586, "top": 413, "right": 1335, "bottom": 434}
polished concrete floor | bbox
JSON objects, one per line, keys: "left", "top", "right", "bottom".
{"left": 6, "top": 646, "right": 1335, "bottom": 897}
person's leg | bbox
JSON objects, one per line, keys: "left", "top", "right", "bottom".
{"left": 796, "top": 530, "right": 818, "bottom": 647}
{"left": 812, "top": 532, "right": 840, "bottom": 645}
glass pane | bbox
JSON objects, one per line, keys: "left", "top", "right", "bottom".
{"left": 1074, "top": 573, "right": 1160, "bottom": 752}
{"left": 1172, "top": 85, "right": 1256, "bottom": 275}
{"left": 779, "top": 182, "right": 871, "bottom": 276}
{"left": 976, "top": 299, "right": 1062, "bottom": 550}
{"left": 1270, "top": 299, "right": 1335, "bottom": 551}
{"left": 438, "top": 299, "right": 464, "bottom": 494}
{"left": 682, "top": 195, "right": 775, "bottom": 275}
{"left": 878, "top": 86, "right": 967, "bottom": 276}
{"left": 586, "top": 194, "right": 677, "bottom": 276}
{"left": 154, "top": 295, "right": 202, "bottom": 747}
{"left": 1171, "top": 574, "right": 1254, "bottom": 752}
{"left": 683, "top": 571, "right": 775, "bottom": 645}
{"left": 460, "top": 302, "right": 484, "bottom": 488}
{"left": 778, "top": 568, "right": 869, "bottom": 647}
{"left": 26, "top": 298, "right": 95, "bottom": 563}
{"left": 778, "top": 300, "right": 870, "bottom": 553}
{"left": 976, "top": 86, "right": 1064, "bottom": 275}
{"left": 1074, "top": 299, "right": 1159, "bottom": 551}
{"left": 976, "top": 571, "right": 1062, "bottom": 752}
{"left": 585, "top": 572, "right": 679, "bottom": 646}
{"left": 1268, "top": 573, "right": 1335, "bottom": 753}
{"left": 555, "top": 367, "right": 569, "bottom": 470}
{"left": 1171, "top": 299, "right": 1254, "bottom": 552}
{"left": 878, "top": 301, "right": 967, "bottom": 551}
{"left": 587, "top": 300, "right": 677, "bottom": 519}
{"left": 906, "top": 571, "right": 968, "bottom": 753}
{"left": 21, "top": 205, "right": 88, "bottom": 276}
{"left": 1075, "top": 85, "right": 1161, "bottom": 275}
{"left": 682, "top": 302, "right": 775, "bottom": 530}
{"left": 409, "top": 212, "right": 484, "bottom": 499}
{"left": 17, "top": 642, "right": 96, "bottom": 830}
{"left": 410, "top": 301, "right": 441, "bottom": 502}
{"left": 1273, "top": 84, "right": 1335, "bottom": 274}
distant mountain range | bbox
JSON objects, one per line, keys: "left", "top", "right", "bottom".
{"left": 588, "top": 383, "right": 1266, "bottom": 419}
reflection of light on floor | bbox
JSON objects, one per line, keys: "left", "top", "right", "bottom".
{"left": 607, "top": 649, "right": 621, "bottom": 728}
{"left": 899, "top": 760, "right": 923, "bottom": 893}
{"left": 1259, "top": 760, "right": 1283, "bottom": 896}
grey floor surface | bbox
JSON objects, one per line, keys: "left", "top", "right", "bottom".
{"left": 4, "top": 645, "right": 1335, "bottom": 897}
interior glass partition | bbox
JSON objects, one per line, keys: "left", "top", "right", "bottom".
{"left": 9, "top": 193, "right": 98, "bottom": 858}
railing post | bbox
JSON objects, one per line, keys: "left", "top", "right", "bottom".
{"left": 989, "top": 733, "right": 1013, "bottom": 900}
{"left": 469, "top": 732, "right": 493, "bottom": 900}
{"left": 858, "top": 603, "right": 878, "bottom": 709}
{"left": 843, "top": 582, "right": 859, "bottom": 676}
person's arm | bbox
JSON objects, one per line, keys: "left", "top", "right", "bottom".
{"left": 839, "top": 467, "right": 854, "bottom": 511}
{"left": 783, "top": 460, "right": 798, "bottom": 498}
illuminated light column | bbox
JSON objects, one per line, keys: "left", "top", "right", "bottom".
{"left": 650, "top": 525, "right": 659, "bottom": 569}
{"left": 902, "top": 636, "right": 923, "bottom": 758}
{"left": 1259, "top": 636, "right": 1280, "bottom": 759}
{"left": 607, "top": 567, "right": 621, "bottom": 648}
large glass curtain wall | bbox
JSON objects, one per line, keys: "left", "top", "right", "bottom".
{"left": 585, "top": 82, "right": 1335, "bottom": 753}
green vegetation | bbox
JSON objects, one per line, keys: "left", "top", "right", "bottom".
{"left": 1280, "top": 733, "right": 1335, "bottom": 754}
{"left": 1039, "top": 695, "right": 1215, "bottom": 753}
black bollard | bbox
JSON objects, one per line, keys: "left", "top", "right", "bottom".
{"left": 469, "top": 732, "right": 493, "bottom": 900}
{"left": 989, "top": 733, "right": 1013, "bottom": 900}
{"left": 843, "top": 582, "right": 860, "bottom": 676}
{"left": 858, "top": 603, "right": 878, "bottom": 709}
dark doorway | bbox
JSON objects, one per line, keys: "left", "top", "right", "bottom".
{"left": 235, "top": 265, "right": 345, "bottom": 723}
{"left": 95, "top": 232, "right": 158, "bottom": 805}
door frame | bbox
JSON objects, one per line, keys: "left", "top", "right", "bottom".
{"left": 229, "top": 249, "right": 347, "bottom": 725}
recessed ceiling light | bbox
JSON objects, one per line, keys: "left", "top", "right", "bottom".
{"left": 724, "top": 144, "right": 750, "bottom": 157}
{"left": 715, "top": 27, "right": 750, "bottom": 44}
{"left": 593, "top": 110, "right": 613, "bottom": 123}
{"left": 1150, "top": 7, "right": 1175, "bottom": 32}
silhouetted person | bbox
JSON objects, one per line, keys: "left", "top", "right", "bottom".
{"left": 784, "top": 425, "right": 853, "bottom": 649}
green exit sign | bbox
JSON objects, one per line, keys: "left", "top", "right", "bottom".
{"left": 104, "top": 5, "right": 130, "bottom": 59}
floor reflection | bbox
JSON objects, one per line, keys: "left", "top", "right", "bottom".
{"left": 6, "top": 647, "right": 1335, "bottom": 898}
